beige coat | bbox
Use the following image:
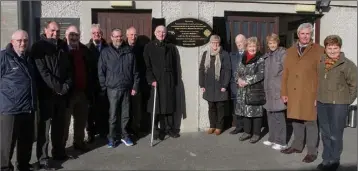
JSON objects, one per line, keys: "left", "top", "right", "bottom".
{"left": 281, "top": 42, "right": 324, "bottom": 121}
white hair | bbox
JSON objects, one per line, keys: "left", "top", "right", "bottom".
{"left": 91, "top": 23, "right": 102, "bottom": 32}
{"left": 235, "top": 34, "right": 246, "bottom": 43}
{"left": 11, "top": 29, "right": 28, "bottom": 40}
{"left": 297, "top": 23, "right": 313, "bottom": 34}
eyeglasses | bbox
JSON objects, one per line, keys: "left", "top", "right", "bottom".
{"left": 14, "top": 39, "right": 28, "bottom": 43}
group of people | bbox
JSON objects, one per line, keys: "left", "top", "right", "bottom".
{"left": 0, "top": 21, "right": 181, "bottom": 171}
{"left": 0, "top": 20, "right": 356, "bottom": 171}
{"left": 199, "top": 22, "right": 357, "bottom": 171}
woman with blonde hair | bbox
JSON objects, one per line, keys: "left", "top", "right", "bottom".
{"left": 262, "top": 33, "right": 288, "bottom": 150}
{"left": 235, "top": 37, "right": 265, "bottom": 143}
{"left": 199, "top": 35, "right": 231, "bottom": 135}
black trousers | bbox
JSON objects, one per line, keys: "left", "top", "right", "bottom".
{"left": 107, "top": 89, "right": 130, "bottom": 141}
{"left": 86, "top": 92, "right": 109, "bottom": 137}
{"left": 243, "top": 117, "right": 262, "bottom": 136}
{"left": 232, "top": 99, "right": 244, "bottom": 130}
{"left": 208, "top": 101, "right": 225, "bottom": 130}
{"left": 1, "top": 113, "right": 34, "bottom": 171}
{"left": 153, "top": 114, "right": 175, "bottom": 132}
{"left": 36, "top": 95, "right": 67, "bottom": 163}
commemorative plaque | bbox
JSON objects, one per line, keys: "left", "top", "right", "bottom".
{"left": 166, "top": 18, "right": 213, "bottom": 47}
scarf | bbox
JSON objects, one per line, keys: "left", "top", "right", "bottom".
{"left": 204, "top": 46, "right": 221, "bottom": 80}
{"left": 324, "top": 56, "right": 339, "bottom": 72}
{"left": 246, "top": 52, "right": 255, "bottom": 63}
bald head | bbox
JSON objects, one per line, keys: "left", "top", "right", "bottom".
{"left": 126, "top": 26, "right": 137, "bottom": 46}
{"left": 65, "top": 25, "right": 80, "bottom": 47}
{"left": 11, "top": 30, "right": 29, "bottom": 55}
{"left": 154, "top": 25, "right": 167, "bottom": 41}
{"left": 235, "top": 34, "right": 246, "bottom": 51}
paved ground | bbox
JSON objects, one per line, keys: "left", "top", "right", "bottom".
{"left": 15, "top": 127, "right": 357, "bottom": 170}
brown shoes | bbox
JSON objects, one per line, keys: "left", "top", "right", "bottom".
{"left": 302, "top": 154, "right": 317, "bottom": 163}
{"left": 207, "top": 128, "right": 215, "bottom": 134}
{"left": 207, "top": 128, "right": 221, "bottom": 135}
{"left": 280, "top": 147, "right": 302, "bottom": 154}
{"left": 214, "top": 129, "right": 221, "bottom": 135}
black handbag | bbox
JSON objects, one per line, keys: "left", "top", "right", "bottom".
{"left": 245, "top": 81, "right": 266, "bottom": 106}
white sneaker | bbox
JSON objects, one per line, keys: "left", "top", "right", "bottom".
{"left": 263, "top": 140, "right": 274, "bottom": 146}
{"left": 272, "top": 144, "right": 288, "bottom": 150}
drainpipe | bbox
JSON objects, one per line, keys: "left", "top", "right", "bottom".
{"left": 29, "top": 1, "right": 34, "bottom": 45}
{"left": 17, "top": 1, "right": 23, "bottom": 29}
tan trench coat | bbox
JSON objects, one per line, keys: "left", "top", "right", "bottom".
{"left": 281, "top": 42, "right": 324, "bottom": 121}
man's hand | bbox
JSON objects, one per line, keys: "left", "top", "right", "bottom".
{"left": 201, "top": 88, "right": 205, "bottom": 92}
{"left": 281, "top": 96, "right": 288, "bottom": 103}
{"left": 314, "top": 100, "right": 317, "bottom": 107}
{"left": 152, "top": 81, "right": 157, "bottom": 87}
{"left": 131, "top": 89, "right": 136, "bottom": 96}
{"left": 221, "top": 88, "right": 226, "bottom": 92}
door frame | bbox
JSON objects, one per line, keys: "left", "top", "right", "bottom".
{"left": 224, "top": 11, "right": 323, "bottom": 47}
{"left": 91, "top": 9, "right": 153, "bottom": 40}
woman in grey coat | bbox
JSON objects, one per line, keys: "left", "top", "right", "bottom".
{"left": 235, "top": 37, "right": 265, "bottom": 143}
{"left": 199, "top": 35, "right": 231, "bottom": 135}
{"left": 262, "top": 33, "right": 288, "bottom": 150}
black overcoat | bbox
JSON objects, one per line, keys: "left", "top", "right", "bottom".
{"left": 143, "top": 40, "right": 178, "bottom": 114}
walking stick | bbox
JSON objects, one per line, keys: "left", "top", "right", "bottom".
{"left": 150, "top": 86, "right": 157, "bottom": 147}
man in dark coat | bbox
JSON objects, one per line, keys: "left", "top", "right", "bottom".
{"left": 0, "top": 30, "right": 36, "bottom": 171}
{"left": 85, "top": 24, "right": 109, "bottom": 143}
{"left": 62, "top": 25, "right": 95, "bottom": 152}
{"left": 228, "top": 34, "right": 246, "bottom": 134}
{"left": 143, "top": 25, "right": 180, "bottom": 140}
{"left": 126, "top": 26, "right": 150, "bottom": 136}
{"left": 32, "top": 21, "right": 73, "bottom": 170}
{"left": 98, "top": 28, "right": 139, "bottom": 148}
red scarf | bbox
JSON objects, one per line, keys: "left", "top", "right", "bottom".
{"left": 246, "top": 52, "right": 255, "bottom": 63}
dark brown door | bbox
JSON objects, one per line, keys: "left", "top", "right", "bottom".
{"left": 226, "top": 16, "right": 279, "bottom": 53}
{"left": 92, "top": 9, "right": 152, "bottom": 41}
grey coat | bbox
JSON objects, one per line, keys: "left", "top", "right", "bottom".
{"left": 263, "top": 47, "right": 287, "bottom": 112}
{"left": 234, "top": 52, "right": 265, "bottom": 117}
{"left": 199, "top": 50, "right": 231, "bottom": 102}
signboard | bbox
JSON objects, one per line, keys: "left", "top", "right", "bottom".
{"left": 35, "top": 17, "right": 80, "bottom": 41}
{"left": 166, "top": 18, "right": 213, "bottom": 47}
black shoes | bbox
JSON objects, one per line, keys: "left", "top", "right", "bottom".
{"left": 317, "top": 162, "right": 340, "bottom": 171}
{"left": 73, "top": 143, "right": 90, "bottom": 152}
{"left": 239, "top": 133, "right": 252, "bottom": 141}
{"left": 229, "top": 128, "right": 243, "bottom": 135}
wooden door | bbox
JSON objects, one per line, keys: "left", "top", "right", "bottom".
{"left": 226, "top": 16, "right": 279, "bottom": 53}
{"left": 92, "top": 9, "right": 152, "bottom": 42}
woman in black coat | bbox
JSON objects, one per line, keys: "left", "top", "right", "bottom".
{"left": 199, "top": 35, "right": 231, "bottom": 135}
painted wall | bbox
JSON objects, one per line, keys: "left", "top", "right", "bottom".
{"left": 40, "top": 1, "right": 357, "bottom": 132}
{"left": 1, "top": 1, "right": 19, "bottom": 48}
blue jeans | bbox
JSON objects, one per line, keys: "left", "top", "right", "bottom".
{"left": 317, "top": 101, "right": 349, "bottom": 163}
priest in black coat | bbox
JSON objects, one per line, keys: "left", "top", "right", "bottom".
{"left": 143, "top": 25, "right": 180, "bottom": 140}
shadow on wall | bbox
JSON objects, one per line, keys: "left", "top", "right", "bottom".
{"left": 173, "top": 46, "right": 186, "bottom": 133}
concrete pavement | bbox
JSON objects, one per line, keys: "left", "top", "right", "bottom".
{"left": 15, "top": 127, "right": 357, "bottom": 170}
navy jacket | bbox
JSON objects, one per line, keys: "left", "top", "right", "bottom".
{"left": 0, "top": 44, "right": 37, "bottom": 115}
{"left": 98, "top": 43, "right": 139, "bottom": 92}
{"left": 230, "top": 51, "right": 244, "bottom": 99}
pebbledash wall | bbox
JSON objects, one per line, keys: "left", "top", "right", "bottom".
{"left": 39, "top": 1, "right": 357, "bottom": 133}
